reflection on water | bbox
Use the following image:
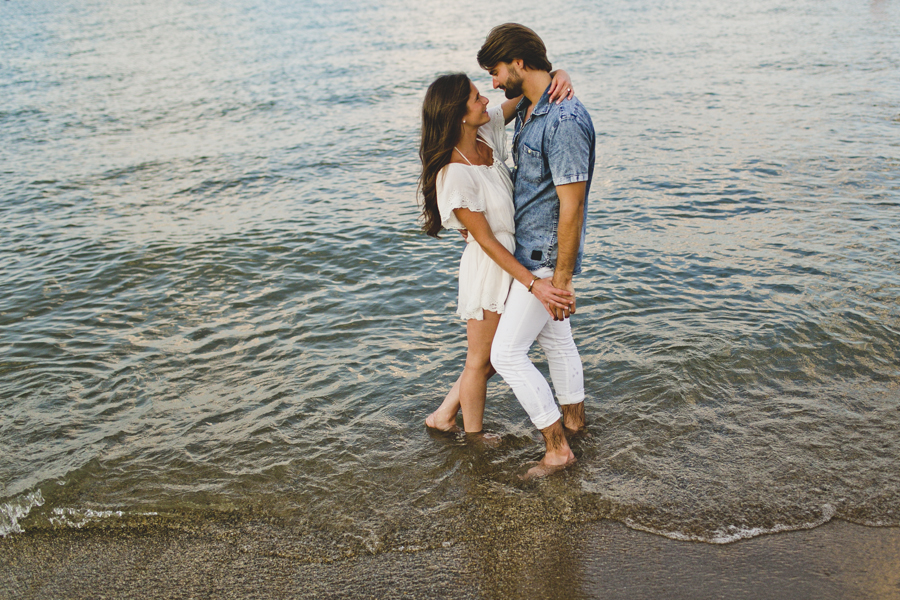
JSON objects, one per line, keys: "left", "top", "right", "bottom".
{"left": 1, "top": 0, "right": 899, "bottom": 557}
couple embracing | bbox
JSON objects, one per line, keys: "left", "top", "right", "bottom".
{"left": 418, "top": 24, "right": 595, "bottom": 479}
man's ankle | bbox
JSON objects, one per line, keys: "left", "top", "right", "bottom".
{"left": 561, "top": 401, "right": 585, "bottom": 430}
{"left": 539, "top": 420, "right": 571, "bottom": 453}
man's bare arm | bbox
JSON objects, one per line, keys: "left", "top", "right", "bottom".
{"left": 552, "top": 181, "right": 586, "bottom": 320}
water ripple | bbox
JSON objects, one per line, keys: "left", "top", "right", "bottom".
{"left": 1, "top": 0, "right": 899, "bottom": 552}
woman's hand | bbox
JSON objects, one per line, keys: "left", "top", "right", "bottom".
{"left": 451, "top": 208, "right": 575, "bottom": 320}
{"left": 548, "top": 70, "right": 575, "bottom": 105}
{"left": 530, "top": 278, "right": 575, "bottom": 320}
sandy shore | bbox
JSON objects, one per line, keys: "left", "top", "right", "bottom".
{"left": 2, "top": 519, "right": 899, "bottom": 600}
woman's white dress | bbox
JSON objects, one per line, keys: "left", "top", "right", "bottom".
{"left": 436, "top": 105, "right": 516, "bottom": 321}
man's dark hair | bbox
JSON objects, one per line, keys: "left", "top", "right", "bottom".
{"left": 477, "top": 23, "right": 552, "bottom": 72}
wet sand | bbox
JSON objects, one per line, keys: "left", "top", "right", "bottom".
{"left": 2, "top": 519, "right": 899, "bottom": 599}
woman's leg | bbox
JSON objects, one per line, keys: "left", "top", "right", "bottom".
{"left": 425, "top": 373, "right": 463, "bottom": 431}
{"left": 425, "top": 313, "right": 499, "bottom": 432}
{"left": 425, "top": 351, "right": 498, "bottom": 432}
{"left": 458, "top": 310, "right": 501, "bottom": 433}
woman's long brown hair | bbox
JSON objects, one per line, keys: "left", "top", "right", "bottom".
{"left": 418, "top": 73, "right": 471, "bottom": 238}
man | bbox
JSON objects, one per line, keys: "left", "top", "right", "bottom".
{"left": 478, "top": 23, "right": 595, "bottom": 478}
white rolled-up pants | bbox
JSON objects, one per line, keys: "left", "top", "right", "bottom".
{"left": 491, "top": 267, "right": 585, "bottom": 430}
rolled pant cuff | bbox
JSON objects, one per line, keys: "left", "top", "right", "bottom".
{"left": 532, "top": 408, "right": 562, "bottom": 431}
{"left": 557, "top": 391, "right": 585, "bottom": 406}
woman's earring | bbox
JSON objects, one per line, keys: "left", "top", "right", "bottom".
{"left": 463, "top": 120, "right": 466, "bottom": 124}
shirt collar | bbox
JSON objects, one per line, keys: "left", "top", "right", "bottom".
{"left": 515, "top": 84, "right": 553, "bottom": 120}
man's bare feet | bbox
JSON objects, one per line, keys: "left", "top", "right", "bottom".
{"left": 521, "top": 454, "right": 576, "bottom": 480}
{"left": 520, "top": 419, "right": 576, "bottom": 479}
{"left": 425, "top": 408, "right": 459, "bottom": 432}
{"left": 561, "top": 401, "right": 586, "bottom": 434}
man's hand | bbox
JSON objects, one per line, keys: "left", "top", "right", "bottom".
{"left": 459, "top": 229, "right": 469, "bottom": 241}
{"left": 530, "top": 278, "right": 574, "bottom": 320}
{"left": 551, "top": 277, "right": 576, "bottom": 320}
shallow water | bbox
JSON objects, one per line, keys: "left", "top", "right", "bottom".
{"left": 1, "top": 0, "right": 899, "bottom": 555}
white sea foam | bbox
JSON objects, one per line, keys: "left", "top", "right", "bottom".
{"left": 49, "top": 507, "right": 125, "bottom": 529}
{"left": 48, "top": 507, "right": 159, "bottom": 529}
{"left": 0, "top": 490, "right": 45, "bottom": 537}
{"left": 625, "top": 504, "right": 837, "bottom": 545}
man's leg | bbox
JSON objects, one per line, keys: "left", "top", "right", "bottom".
{"left": 561, "top": 402, "right": 586, "bottom": 433}
{"left": 536, "top": 317, "right": 586, "bottom": 433}
{"left": 526, "top": 419, "right": 575, "bottom": 479}
{"left": 491, "top": 272, "right": 575, "bottom": 475}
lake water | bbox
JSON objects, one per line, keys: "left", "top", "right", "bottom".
{"left": 1, "top": 0, "right": 898, "bottom": 557}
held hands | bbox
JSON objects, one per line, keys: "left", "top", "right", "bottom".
{"left": 530, "top": 278, "right": 576, "bottom": 321}
{"left": 548, "top": 70, "right": 575, "bottom": 105}
{"left": 550, "top": 278, "right": 576, "bottom": 321}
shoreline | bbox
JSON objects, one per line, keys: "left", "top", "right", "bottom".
{"left": 2, "top": 519, "right": 899, "bottom": 599}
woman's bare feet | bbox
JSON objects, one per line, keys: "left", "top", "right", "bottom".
{"left": 425, "top": 375, "right": 463, "bottom": 432}
{"left": 465, "top": 430, "right": 502, "bottom": 447}
{"left": 425, "top": 408, "right": 460, "bottom": 432}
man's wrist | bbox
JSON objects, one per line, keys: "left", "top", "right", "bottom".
{"left": 552, "top": 270, "right": 574, "bottom": 285}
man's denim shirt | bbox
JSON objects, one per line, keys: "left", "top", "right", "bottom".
{"left": 512, "top": 86, "right": 595, "bottom": 275}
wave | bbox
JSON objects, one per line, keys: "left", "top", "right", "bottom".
{"left": 0, "top": 490, "right": 44, "bottom": 537}
{"left": 48, "top": 507, "right": 163, "bottom": 529}
{"left": 624, "top": 503, "right": 837, "bottom": 545}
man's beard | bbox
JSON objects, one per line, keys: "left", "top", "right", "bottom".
{"left": 502, "top": 68, "right": 524, "bottom": 99}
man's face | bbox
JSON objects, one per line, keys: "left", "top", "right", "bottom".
{"left": 489, "top": 62, "right": 524, "bottom": 99}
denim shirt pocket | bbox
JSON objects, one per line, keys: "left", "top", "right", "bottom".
{"left": 517, "top": 143, "right": 544, "bottom": 184}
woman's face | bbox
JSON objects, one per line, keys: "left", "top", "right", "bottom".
{"left": 462, "top": 82, "right": 490, "bottom": 128}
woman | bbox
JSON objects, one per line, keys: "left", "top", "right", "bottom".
{"left": 418, "top": 72, "right": 575, "bottom": 435}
